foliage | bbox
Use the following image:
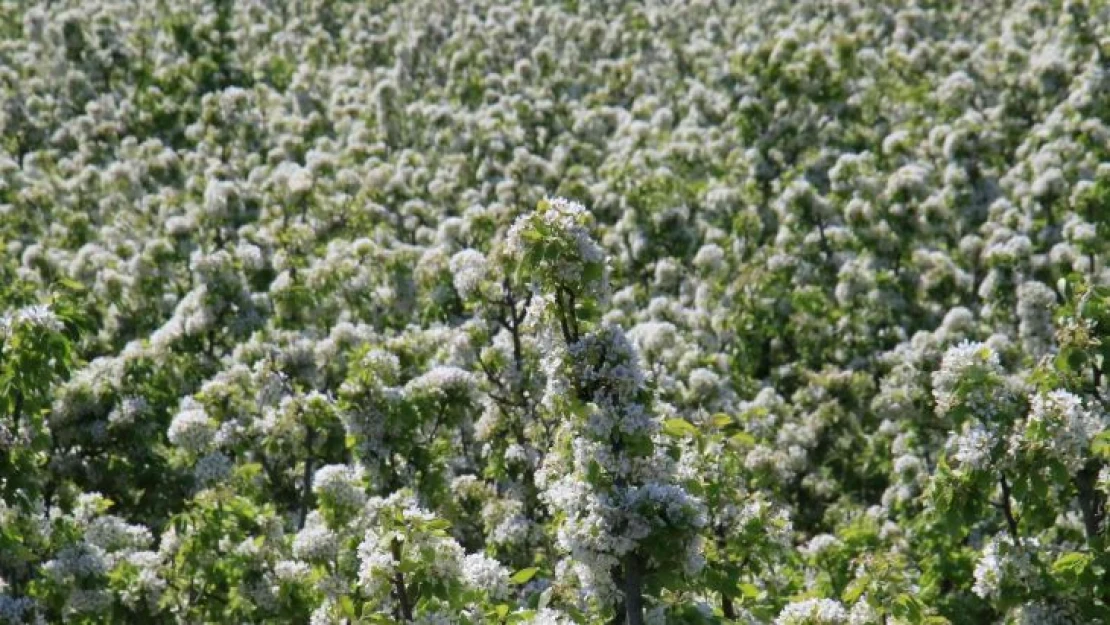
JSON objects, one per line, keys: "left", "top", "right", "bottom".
{"left": 0, "top": 0, "right": 1109, "bottom": 623}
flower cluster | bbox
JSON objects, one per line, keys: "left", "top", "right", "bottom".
{"left": 0, "top": 0, "right": 1107, "bottom": 622}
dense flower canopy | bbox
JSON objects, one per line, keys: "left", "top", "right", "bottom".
{"left": 0, "top": 0, "right": 1109, "bottom": 623}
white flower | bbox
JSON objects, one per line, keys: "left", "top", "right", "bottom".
{"left": 693, "top": 243, "right": 725, "bottom": 272}
{"left": 274, "top": 560, "right": 312, "bottom": 583}
{"left": 293, "top": 515, "right": 339, "bottom": 563}
{"left": 449, "top": 249, "right": 488, "bottom": 298}
{"left": 952, "top": 423, "right": 996, "bottom": 471}
{"left": 404, "top": 366, "right": 477, "bottom": 399}
{"left": 461, "top": 553, "right": 509, "bottom": 599}
{"left": 505, "top": 197, "right": 607, "bottom": 295}
{"left": 84, "top": 516, "right": 152, "bottom": 552}
{"left": 775, "top": 598, "right": 849, "bottom": 625}
{"left": 1021, "top": 390, "right": 1106, "bottom": 472}
{"left": 799, "top": 534, "right": 842, "bottom": 559}
{"left": 629, "top": 321, "right": 678, "bottom": 355}
{"left": 66, "top": 589, "right": 112, "bottom": 615}
{"left": 194, "top": 452, "right": 233, "bottom": 486}
{"left": 521, "top": 608, "right": 575, "bottom": 624}
{"left": 687, "top": 368, "right": 721, "bottom": 400}
{"left": 972, "top": 536, "right": 1041, "bottom": 600}
{"left": 312, "top": 464, "right": 366, "bottom": 510}
{"left": 847, "top": 599, "right": 880, "bottom": 625}
{"left": 932, "top": 341, "right": 1005, "bottom": 418}
{"left": 0, "top": 594, "right": 36, "bottom": 623}
{"left": 42, "top": 544, "right": 108, "bottom": 581}
{"left": 1016, "top": 281, "right": 1057, "bottom": 359}
{"left": 288, "top": 168, "right": 314, "bottom": 195}
{"left": 167, "top": 399, "right": 216, "bottom": 453}
{"left": 1, "top": 304, "right": 64, "bottom": 336}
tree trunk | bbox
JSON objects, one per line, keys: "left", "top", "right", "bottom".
{"left": 391, "top": 538, "right": 414, "bottom": 621}
{"left": 1076, "top": 462, "right": 1105, "bottom": 545}
{"left": 623, "top": 552, "right": 645, "bottom": 625}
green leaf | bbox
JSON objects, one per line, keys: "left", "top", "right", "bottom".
{"left": 662, "top": 418, "right": 698, "bottom": 438}
{"left": 710, "top": 413, "right": 733, "bottom": 428}
{"left": 895, "top": 595, "right": 924, "bottom": 623}
{"left": 1092, "top": 432, "right": 1110, "bottom": 460}
{"left": 1056, "top": 347, "right": 1088, "bottom": 373}
{"left": 338, "top": 596, "right": 356, "bottom": 618}
{"left": 842, "top": 576, "right": 868, "bottom": 603}
{"left": 582, "top": 261, "right": 604, "bottom": 285}
{"left": 520, "top": 227, "right": 544, "bottom": 243}
{"left": 728, "top": 431, "right": 757, "bottom": 447}
{"left": 510, "top": 567, "right": 538, "bottom": 585}
{"left": 1052, "top": 552, "right": 1091, "bottom": 577}
{"left": 425, "top": 518, "right": 452, "bottom": 532}
{"left": 586, "top": 459, "right": 604, "bottom": 485}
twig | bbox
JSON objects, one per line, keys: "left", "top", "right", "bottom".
{"left": 391, "top": 537, "right": 414, "bottom": 621}
{"left": 298, "top": 425, "right": 316, "bottom": 530}
{"left": 999, "top": 473, "right": 1020, "bottom": 540}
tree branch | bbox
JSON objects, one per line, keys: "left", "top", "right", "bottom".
{"left": 1076, "top": 461, "right": 1106, "bottom": 546}
{"left": 999, "top": 473, "right": 1020, "bottom": 540}
{"left": 298, "top": 425, "right": 316, "bottom": 530}
{"left": 555, "top": 289, "right": 574, "bottom": 346}
{"left": 391, "top": 537, "right": 414, "bottom": 621}
{"left": 567, "top": 289, "right": 580, "bottom": 343}
{"left": 623, "top": 552, "right": 645, "bottom": 625}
